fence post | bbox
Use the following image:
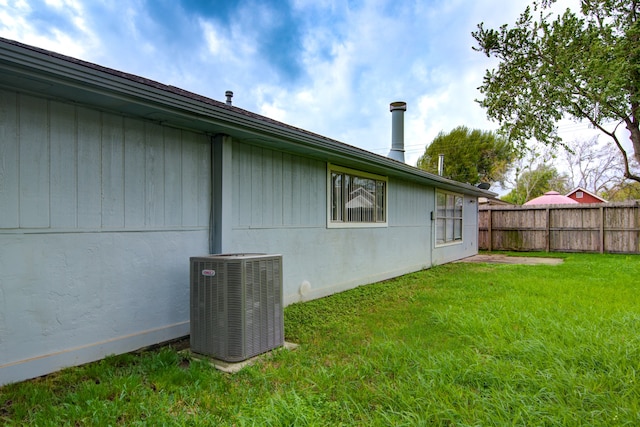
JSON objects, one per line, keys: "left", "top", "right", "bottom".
{"left": 599, "top": 206, "right": 605, "bottom": 254}
{"left": 487, "top": 208, "right": 493, "bottom": 251}
{"left": 545, "top": 208, "right": 550, "bottom": 252}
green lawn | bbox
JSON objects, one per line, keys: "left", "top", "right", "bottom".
{"left": 2, "top": 253, "right": 639, "bottom": 426}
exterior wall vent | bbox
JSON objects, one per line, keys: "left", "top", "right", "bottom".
{"left": 190, "top": 253, "right": 284, "bottom": 362}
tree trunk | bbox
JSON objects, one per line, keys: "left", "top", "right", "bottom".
{"left": 629, "top": 119, "right": 640, "bottom": 166}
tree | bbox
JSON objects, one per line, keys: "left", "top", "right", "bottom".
{"left": 416, "top": 126, "right": 515, "bottom": 185}
{"left": 562, "top": 136, "right": 627, "bottom": 195}
{"left": 501, "top": 164, "right": 570, "bottom": 204}
{"left": 473, "top": 0, "right": 640, "bottom": 183}
{"left": 500, "top": 144, "right": 570, "bottom": 204}
{"left": 601, "top": 181, "right": 640, "bottom": 200}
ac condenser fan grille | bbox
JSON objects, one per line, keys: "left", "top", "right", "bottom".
{"left": 190, "top": 254, "right": 283, "bottom": 362}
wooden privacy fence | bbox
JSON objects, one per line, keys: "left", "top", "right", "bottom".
{"left": 479, "top": 201, "right": 640, "bottom": 254}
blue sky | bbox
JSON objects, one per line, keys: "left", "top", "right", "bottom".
{"left": 0, "top": 0, "right": 592, "bottom": 166}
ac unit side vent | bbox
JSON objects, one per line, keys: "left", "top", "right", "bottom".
{"left": 190, "top": 254, "right": 283, "bottom": 362}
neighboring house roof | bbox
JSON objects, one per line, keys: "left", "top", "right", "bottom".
{"left": 0, "top": 36, "right": 494, "bottom": 198}
{"left": 565, "top": 187, "right": 608, "bottom": 203}
{"left": 478, "top": 197, "right": 515, "bottom": 206}
{"left": 523, "top": 191, "right": 579, "bottom": 206}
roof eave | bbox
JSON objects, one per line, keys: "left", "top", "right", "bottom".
{"left": 0, "top": 37, "right": 495, "bottom": 197}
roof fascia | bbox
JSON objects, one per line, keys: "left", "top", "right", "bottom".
{"left": 0, "top": 38, "right": 494, "bottom": 197}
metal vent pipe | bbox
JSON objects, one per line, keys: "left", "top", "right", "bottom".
{"left": 225, "top": 90, "right": 233, "bottom": 106}
{"left": 438, "top": 154, "right": 445, "bottom": 176}
{"left": 388, "top": 101, "right": 407, "bottom": 162}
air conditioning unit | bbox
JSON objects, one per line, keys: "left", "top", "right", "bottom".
{"left": 190, "top": 253, "right": 284, "bottom": 362}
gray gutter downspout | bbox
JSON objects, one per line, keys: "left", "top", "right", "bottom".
{"left": 209, "top": 135, "right": 216, "bottom": 254}
{"left": 210, "top": 133, "right": 233, "bottom": 254}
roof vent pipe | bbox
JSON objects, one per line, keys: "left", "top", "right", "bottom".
{"left": 225, "top": 90, "right": 233, "bottom": 106}
{"left": 388, "top": 101, "right": 407, "bottom": 162}
{"left": 438, "top": 154, "right": 445, "bottom": 176}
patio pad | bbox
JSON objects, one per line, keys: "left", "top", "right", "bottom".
{"left": 458, "top": 254, "right": 564, "bottom": 265}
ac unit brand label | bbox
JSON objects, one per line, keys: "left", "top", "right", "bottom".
{"left": 201, "top": 269, "right": 216, "bottom": 277}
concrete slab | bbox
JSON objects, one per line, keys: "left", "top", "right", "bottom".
{"left": 458, "top": 254, "right": 564, "bottom": 265}
{"left": 185, "top": 341, "right": 299, "bottom": 373}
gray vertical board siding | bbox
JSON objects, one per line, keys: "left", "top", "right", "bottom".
{"left": 260, "top": 148, "right": 273, "bottom": 226}
{"left": 0, "top": 90, "right": 210, "bottom": 231}
{"left": 232, "top": 141, "right": 326, "bottom": 229}
{"left": 226, "top": 142, "right": 441, "bottom": 303}
{"left": 164, "top": 127, "right": 183, "bottom": 227}
{"left": 101, "top": 113, "right": 125, "bottom": 228}
{"left": 124, "top": 117, "right": 146, "bottom": 228}
{"left": 389, "top": 179, "right": 431, "bottom": 226}
{"left": 180, "top": 132, "right": 200, "bottom": 227}
{"left": 234, "top": 142, "right": 252, "bottom": 227}
{"left": 0, "top": 88, "right": 216, "bottom": 385}
{"left": 271, "top": 150, "right": 284, "bottom": 226}
{"left": 291, "top": 156, "right": 301, "bottom": 226}
{"left": 251, "top": 145, "right": 264, "bottom": 227}
{"left": 18, "top": 94, "right": 50, "bottom": 228}
{"left": 196, "top": 137, "right": 210, "bottom": 227}
{"left": 77, "top": 107, "right": 102, "bottom": 228}
{"left": 49, "top": 101, "right": 78, "bottom": 228}
{"left": 181, "top": 131, "right": 211, "bottom": 226}
{"left": 0, "top": 89, "right": 19, "bottom": 228}
{"left": 145, "top": 122, "right": 165, "bottom": 227}
{"left": 281, "top": 152, "right": 294, "bottom": 226}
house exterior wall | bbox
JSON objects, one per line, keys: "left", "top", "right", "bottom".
{"left": 0, "top": 89, "right": 211, "bottom": 385}
{"left": 432, "top": 195, "right": 479, "bottom": 265}
{"left": 223, "top": 141, "right": 435, "bottom": 304}
{"left": 0, "top": 84, "right": 482, "bottom": 386}
{"left": 567, "top": 191, "right": 603, "bottom": 204}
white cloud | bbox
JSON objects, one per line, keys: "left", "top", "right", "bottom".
{"left": 0, "top": 0, "right": 571, "bottom": 169}
{"left": 0, "top": 0, "right": 99, "bottom": 59}
{"left": 200, "top": 20, "right": 226, "bottom": 57}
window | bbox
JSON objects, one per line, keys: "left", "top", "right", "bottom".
{"left": 436, "top": 191, "right": 463, "bottom": 245}
{"left": 328, "top": 165, "right": 387, "bottom": 227}
{"left": 576, "top": 191, "right": 584, "bottom": 199}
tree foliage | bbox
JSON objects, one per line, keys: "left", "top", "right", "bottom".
{"left": 473, "top": 0, "right": 640, "bottom": 182}
{"left": 416, "top": 126, "right": 515, "bottom": 185}
{"left": 601, "top": 181, "right": 640, "bottom": 200}
{"left": 501, "top": 164, "right": 570, "bottom": 205}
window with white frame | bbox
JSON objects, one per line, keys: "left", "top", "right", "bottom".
{"left": 328, "top": 165, "right": 387, "bottom": 227}
{"left": 436, "top": 191, "right": 463, "bottom": 245}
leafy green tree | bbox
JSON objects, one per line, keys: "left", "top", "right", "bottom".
{"left": 601, "top": 181, "right": 640, "bottom": 201}
{"left": 473, "top": 0, "right": 640, "bottom": 183}
{"left": 416, "top": 126, "right": 515, "bottom": 185}
{"left": 502, "top": 164, "right": 570, "bottom": 205}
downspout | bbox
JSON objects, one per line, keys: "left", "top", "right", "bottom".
{"left": 210, "top": 133, "right": 233, "bottom": 254}
{"left": 209, "top": 135, "right": 216, "bottom": 254}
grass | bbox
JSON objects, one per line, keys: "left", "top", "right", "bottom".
{"left": 2, "top": 252, "right": 640, "bottom": 426}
